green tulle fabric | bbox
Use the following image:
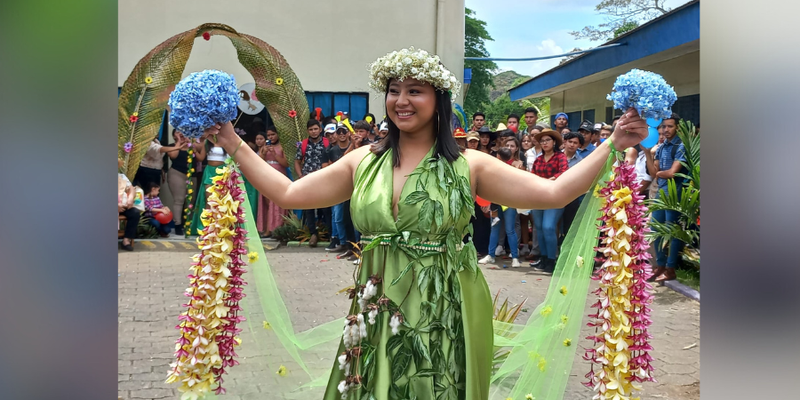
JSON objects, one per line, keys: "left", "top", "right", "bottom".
{"left": 202, "top": 152, "right": 616, "bottom": 400}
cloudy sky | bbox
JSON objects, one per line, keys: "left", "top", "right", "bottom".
{"left": 464, "top": 0, "right": 691, "bottom": 77}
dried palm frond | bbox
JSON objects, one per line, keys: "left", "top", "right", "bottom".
{"left": 119, "top": 23, "right": 308, "bottom": 179}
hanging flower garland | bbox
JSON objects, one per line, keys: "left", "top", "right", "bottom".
{"left": 183, "top": 147, "right": 195, "bottom": 236}
{"left": 583, "top": 157, "right": 655, "bottom": 400}
{"left": 166, "top": 160, "right": 249, "bottom": 399}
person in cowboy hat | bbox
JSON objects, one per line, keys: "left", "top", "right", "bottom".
{"left": 529, "top": 128, "right": 568, "bottom": 273}
{"left": 493, "top": 122, "right": 515, "bottom": 154}
{"left": 476, "top": 125, "right": 495, "bottom": 155}
{"left": 453, "top": 127, "right": 467, "bottom": 148}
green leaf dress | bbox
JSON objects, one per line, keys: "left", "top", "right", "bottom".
{"left": 322, "top": 146, "right": 494, "bottom": 400}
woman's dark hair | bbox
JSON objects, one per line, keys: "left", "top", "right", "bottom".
{"left": 372, "top": 82, "right": 461, "bottom": 167}
{"left": 255, "top": 132, "right": 267, "bottom": 140}
{"left": 564, "top": 131, "right": 584, "bottom": 146}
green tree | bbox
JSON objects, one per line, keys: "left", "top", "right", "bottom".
{"left": 613, "top": 20, "right": 640, "bottom": 38}
{"left": 571, "top": 0, "right": 670, "bottom": 42}
{"left": 484, "top": 91, "right": 550, "bottom": 130}
{"left": 464, "top": 7, "right": 497, "bottom": 119}
{"left": 483, "top": 76, "right": 550, "bottom": 129}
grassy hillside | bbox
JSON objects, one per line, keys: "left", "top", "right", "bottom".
{"left": 490, "top": 70, "right": 531, "bottom": 101}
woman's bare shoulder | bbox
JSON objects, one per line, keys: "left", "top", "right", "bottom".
{"left": 343, "top": 145, "right": 375, "bottom": 174}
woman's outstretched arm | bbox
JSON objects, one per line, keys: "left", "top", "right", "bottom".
{"left": 203, "top": 121, "right": 369, "bottom": 210}
{"left": 469, "top": 108, "right": 648, "bottom": 209}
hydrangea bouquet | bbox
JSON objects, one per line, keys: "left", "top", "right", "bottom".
{"left": 606, "top": 69, "right": 677, "bottom": 120}
{"left": 168, "top": 70, "right": 240, "bottom": 139}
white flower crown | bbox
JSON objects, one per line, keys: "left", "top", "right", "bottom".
{"left": 368, "top": 47, "right": 461, "bottom": 100}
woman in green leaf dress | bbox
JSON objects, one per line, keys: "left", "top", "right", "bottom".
{"left": 201, "top": 48, "right": 648, "bottom": 399}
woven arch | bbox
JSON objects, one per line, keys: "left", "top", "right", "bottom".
{"left": 118, "top": 22, "right": 309, "bottom": 179}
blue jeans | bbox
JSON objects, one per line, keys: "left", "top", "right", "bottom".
{"left": 651, "top": 208, "right": 684, "bottom": 268}
{"left": 489, "top": 207, "right": 519, "bottom": 259}
{"left": 531, "top": 208, "right": 564, "bottom": 259}
{"left": 331, "top": 202, "right": 346, "bottom": 241}
{"left": 149, "top": 218, "right": 175, "bottom": 234}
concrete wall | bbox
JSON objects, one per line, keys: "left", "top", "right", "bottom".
{"left": 119, "top": 0, "right": 465, "bottom": 115}
{"left": 119, "top": 0, "right": 465, "bottom": 216}
{"left": 548, "top": 50, "right": 699, "bottom": 124}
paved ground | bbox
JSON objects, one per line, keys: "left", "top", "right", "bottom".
{"left": 118, "top": 243, "right": 699, "bottom": 400}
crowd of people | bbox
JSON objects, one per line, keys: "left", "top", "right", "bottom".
{"left": 463, "top": 107, "right": 686, "bottom": 282}
{"left": 117, "top": 106, "right": 686, "bottom": 282}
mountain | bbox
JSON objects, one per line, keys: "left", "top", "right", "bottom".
{"left": 490, "top": 70, "right": 531, "bottom": 101}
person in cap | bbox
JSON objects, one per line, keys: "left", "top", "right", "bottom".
{"left": 323, "top": 122, "right": 338, "bottom": 143}
{"left": 325, "top": 124, "right": 354, "bottom": 253}
{"left": 577, "top": 120, "right": 597, "bottom": 158}
{"left": 529, "top": 128, "right": 568, "bottom": 273}
{"left": 377, "top": 121, "right": 389, "bottom": 140}
{"left": 201, "top": 45, "right": 649, "bottom": 399}
{"left": 553, "top": 112, "right": 569, "bottom": 132}
{"left": 560, "top": 132, "right": 587, "bottom": 247}
{"left": 592, "top": 122, "right": 604, "bottom": 146}
{"left": 453, "top": 127, "right": 467, "bottom": 148}
{"left": 465, "top": 131, "right": 480, "bottom": 150}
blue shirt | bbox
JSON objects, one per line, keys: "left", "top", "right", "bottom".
{"left": 655, "top": 136, "right": 686, "bottom": 192}
{"left": 566, "top": 151, "right": 583, "bottom": 168}
{"left": 577, "top": 143, "right": 596, "bottom": 158}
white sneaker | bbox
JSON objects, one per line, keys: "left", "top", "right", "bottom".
{"left": 495, "top": 246, "right": 506, "bottom": 257}
{"left": 519, "top": 245, "right": 530, "bottom": 256}
{"left": 511, "top": 258, "right": 521, "bottom": 268}
{"left": 478, "top": 255, "right": 495, "bottom": 264}
{"left": 491, "top": 217, "right": 500, "bottom": 227}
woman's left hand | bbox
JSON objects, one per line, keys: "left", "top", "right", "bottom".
{"left": 609, "top": 108, "right": 649, "bottom": 150}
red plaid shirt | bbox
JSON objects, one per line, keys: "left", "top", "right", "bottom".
{"left": 532, "top": 151, "right": 568, "bottom": 179}
{"left": 144, "top": 196, "right": 163, "bottom": 217}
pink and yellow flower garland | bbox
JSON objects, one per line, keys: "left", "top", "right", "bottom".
{"left": 166, "top": 162, "right": 248, "bottom": 400}
{"left": 584, "top": 160, "right": 655, "bottom": 400}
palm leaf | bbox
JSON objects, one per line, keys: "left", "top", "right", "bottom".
{"left": 676, "top": 119, "right": 700, "bottom": 190}
{"left": 649, "top": 179, "right": 700, "bottom": 223}
{"left": 648, "top": 219, "right": 699, "bottom": 250}
{"left": 119, "top": 27, "right": 199, "bottom": 179}
{"left": 119, "top": 23, "right": 309, "bottom": 180}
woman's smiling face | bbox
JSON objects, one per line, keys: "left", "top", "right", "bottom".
{"left": 385, "top": 78, "right": 436, "bottom": 133}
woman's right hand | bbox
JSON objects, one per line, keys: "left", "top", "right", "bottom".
{"left": 203, "top": 121, "right": 238, "bottom": 151}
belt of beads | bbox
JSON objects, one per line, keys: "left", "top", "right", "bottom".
{"left": 358, "top": 236, "right": 464, "bottom": 253}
